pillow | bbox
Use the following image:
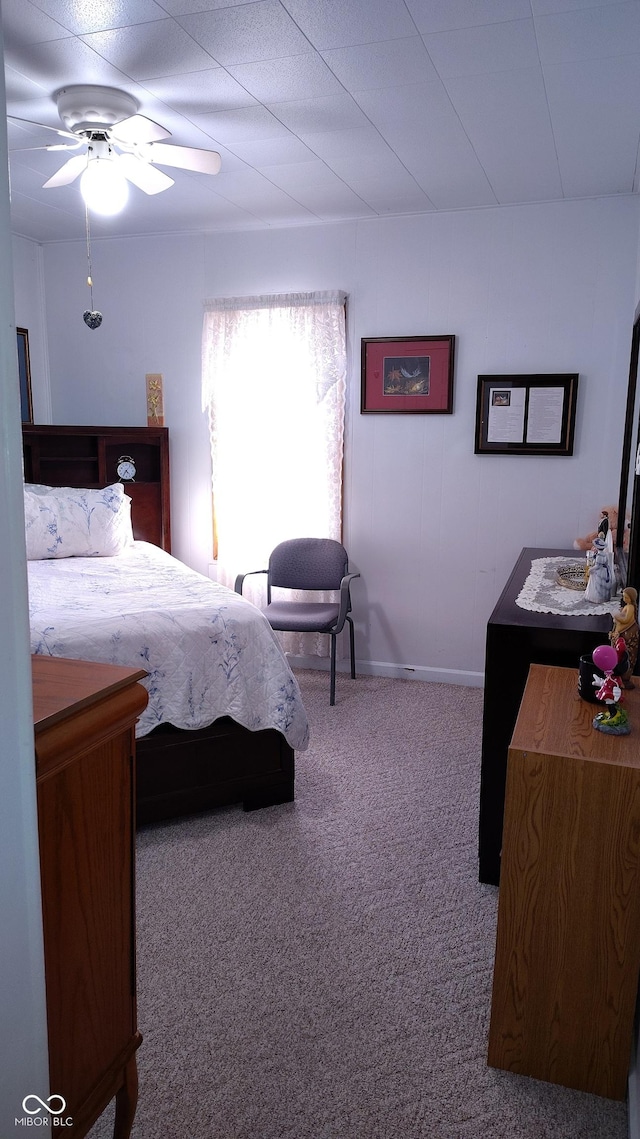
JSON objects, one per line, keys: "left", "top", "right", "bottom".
{"left": 24, "top": 483, "right": 134, "bottom": 559}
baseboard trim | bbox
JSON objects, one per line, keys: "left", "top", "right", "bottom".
{"left": 286, "top": 655, "right": 484, "bottom": 689}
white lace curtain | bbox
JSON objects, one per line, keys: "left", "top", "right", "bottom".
{"left": 202, "top": 290, "right": 347, "bottom": 658}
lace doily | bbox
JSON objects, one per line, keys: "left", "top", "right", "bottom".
{"left": 516, "top": 557, "right": 620, "bottom": 616}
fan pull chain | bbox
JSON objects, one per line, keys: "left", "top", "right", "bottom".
{"left": 83, "top": 205, "right": 103, "bottom": 330}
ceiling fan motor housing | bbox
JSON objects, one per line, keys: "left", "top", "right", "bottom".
{"left": 55, "top": 85, "right": 139, "bottom": 135}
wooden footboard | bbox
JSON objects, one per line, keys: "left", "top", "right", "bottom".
{"left": 135, "top": 717, "right": 295, "bottom": 826}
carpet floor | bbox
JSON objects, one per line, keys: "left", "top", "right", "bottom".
{"left": 89, "top": 670, "right": 628, "bottom": 1139}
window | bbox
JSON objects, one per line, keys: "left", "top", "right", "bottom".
{"left": 202, "top": 291, "right": 347, "bottom": 599}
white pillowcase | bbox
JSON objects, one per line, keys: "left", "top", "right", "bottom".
{"left": 24, "top": 483, "right": 134, "bottom": 559}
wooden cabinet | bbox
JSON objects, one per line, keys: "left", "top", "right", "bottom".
{"left": 33, "top": 656, "right": 148, "bottom": 1138}
{"left": 22, "top": 425, "right": 171, "bottom": 552}
{"left": 488, "top": 664, "right": 640, "bottom": 1100}
{"left": 479, "top": 547, "right": 611, "bottom": 884}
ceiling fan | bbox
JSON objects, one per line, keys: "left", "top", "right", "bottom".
{"left": 8, "top": 84, "right": 222, "bottom": 214}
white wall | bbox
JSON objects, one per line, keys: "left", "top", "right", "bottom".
{"left": 0, "top": 9, "right": 50, "bottom": 1133}
{"left": 25, "top": 193, "right": 640, "bottom": 683}
{"left": 12, "top": 234, "right": 51, "bottom": 423}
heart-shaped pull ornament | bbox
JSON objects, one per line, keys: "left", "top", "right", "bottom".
{"left": 83, "top": 209, "right": 103, "bottom": 329}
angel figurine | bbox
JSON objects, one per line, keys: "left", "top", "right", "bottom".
{"left": 609, "top": 586, "right": 639, "bottom": 686}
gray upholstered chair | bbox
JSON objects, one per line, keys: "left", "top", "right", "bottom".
{"left": 235, "top": 538, "right": 360, "bottom": 705}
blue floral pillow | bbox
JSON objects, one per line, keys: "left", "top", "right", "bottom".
{"left": 24, "top": 483, "right": 134, "bottom": 559}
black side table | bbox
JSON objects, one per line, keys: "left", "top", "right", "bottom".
{"left": 479, "top": 547, "right": 613, "bottom": 885}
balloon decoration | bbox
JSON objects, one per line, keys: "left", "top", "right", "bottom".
{"left": 592, "top": 643, "right": 619, "bottom": 673}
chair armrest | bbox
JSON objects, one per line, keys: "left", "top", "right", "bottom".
{"left": 335, "top": 572, "right": 360, "bottom": 630}
{"left": 234, "top": 568, "right": 267, "bottom": 595}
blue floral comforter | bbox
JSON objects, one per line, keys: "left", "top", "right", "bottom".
{"left": 28, "top": 541, "right": 309, "bottom": 750}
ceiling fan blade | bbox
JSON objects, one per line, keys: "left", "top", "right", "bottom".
{"left": 8, "top": 116, "right": 78, "bottom": 141}
{"left": 116, "top": 153, "right": 174, "bottom": 195}
{"left": 145, "top": 142, "right": 222, "bottom": 175}
{"left": 42, "top": 154, "right": 88, "bottom": 189}
{"left": 111, "top": 114, "right": 171, "bottom": 145}
{"left": 9, "top": 142, "right": 82, "bottom": 153}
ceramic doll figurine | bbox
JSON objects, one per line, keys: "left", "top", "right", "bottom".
{"left": 584, "top": 537, "right": 613, "bottom": 604}
{"left": 609, "top": 586, "right": 639, "bottom": 686}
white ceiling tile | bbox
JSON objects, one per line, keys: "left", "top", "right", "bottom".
{"left": 28, "top": 0, "right": 168, "bottom": 36}
{"left": 423, "top": 19, "right": 539, "bottom": 79}
{"left": 321, "top": 38, "right": 440, "bottom": 91}
{"left": 406, "top": 0, "right": 532, "bottom": 34}
{"left": 227, "top": 53, "right": 344, "bottom": 104}
{"left": 177, "top": 1, "right": 310, "bottom": 66}
{"left": 80, "top": 20, "right": 217, "bottom": 80}
{"left": 9, "top": 200, "right": 87, "bottom": 242}
{"left": 302, "top": 125, "right": 400, "bottom": 165}
{"left": 139, "top": 69, "right": 258, "bottom": 114}
{"left": 279, "top": 0, "right": 418, "bottom": 50}
{"left": 158, "top": 0, "right": 250, "bottom": 11}
{"left": 4, "top": 66, "right": 51, "bottom": 103}
{"left": 267, "top": 93, "right": 370, "bottom": 135}
{"left": 531, "top": 0, "right": 633, "bottom": 13}
{"left": 446, "top": 68, "right": 563, "bottom": 202}
{"left": 535, "top": 2, "right": 640, "bottom": 63}
{"left": 347, "top": 175, "right": 435, "bottom": 214}
{"left": 113, "top": 178, "right": 262, "bottom": 229}
{"left": 191, "top": 105, "right": 292, "bottom": 143}
{"left": 355, "top": 81, "right": 498, "bottom": 207}
{"left": 209, "top": 168, "right": 320, "bottom": 222}
{"left": 259, "top": 160, "right": 377, "bottom": 218}
{"left": 4, "top": 34, "right": 138, "bottom": 94}
{"left": 287, "top": 145, "right": 437, "bottom": 211}
{"left": 544, "top": 54, "right": 640, "bottom": 194}
{"left": 1, "top": 0, "right": 70, "bottom": 47}
{"left": 261, "top": 158, "right": 355, "bottom": 191}
{"left": 227, "top": 136, "right": 317, "bottom": 165}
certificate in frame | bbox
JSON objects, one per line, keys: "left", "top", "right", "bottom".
{"left": 475, "top": 374, "right": 578, "bottom": 456}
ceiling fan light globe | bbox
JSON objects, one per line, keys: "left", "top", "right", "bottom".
{"left": 80, "top": 157, "right": 128, "bottom": 215}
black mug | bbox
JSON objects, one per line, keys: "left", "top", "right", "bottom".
{"left": 578, "top": 654, "right": 606, "bottom": 704}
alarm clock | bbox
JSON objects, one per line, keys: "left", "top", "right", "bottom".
{"left": 116, "top": 455, "right": 136, "bottom": 482}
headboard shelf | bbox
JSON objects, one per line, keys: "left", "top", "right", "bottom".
{"left": 23, "top": 425, "right": 171, "bottom": 552}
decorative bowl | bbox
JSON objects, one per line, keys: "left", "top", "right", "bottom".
{"left": 556, "top": 564, "right": 587, "bottom": 591}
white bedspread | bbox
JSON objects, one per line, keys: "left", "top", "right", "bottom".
{"left": 28, "top": 541, "right": 309, "bottom": 750}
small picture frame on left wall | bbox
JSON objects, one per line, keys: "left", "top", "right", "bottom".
{"left": 17, "top": 327, "right": 33, "bottom": 423}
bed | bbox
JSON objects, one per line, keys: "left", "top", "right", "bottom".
{"left": 23, "top": 424, "right": 309, "bottom": 825}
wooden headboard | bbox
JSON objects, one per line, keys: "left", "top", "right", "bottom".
{"left": 22, "top": 425, "right": 171, "bottom": 553}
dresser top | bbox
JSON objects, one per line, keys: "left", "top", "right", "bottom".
{"left": 511, "top": 663, "right": 640, "bottom": 769}
{"left": 32, "top": 655, "right": 147, "bottom": 733}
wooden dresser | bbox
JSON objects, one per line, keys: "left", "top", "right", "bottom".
{"left": 33, "top": 656, "right": 148, "bottom": 1138}
{"left": 488, "top": 664, "right": 640, "bottom": 1100}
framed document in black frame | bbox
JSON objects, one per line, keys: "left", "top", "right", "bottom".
{"left": 475, "top": 373, "right": 578, "bottom": 456}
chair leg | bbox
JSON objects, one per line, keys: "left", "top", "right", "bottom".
{"left": 330, "top": 633, "right": 337, "bottom": 705}
{"left": 347, "top": 615, "right": 356, "bottom": 679}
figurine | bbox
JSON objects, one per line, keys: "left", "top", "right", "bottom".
{"left": 609, "top": 586, "right": 639, "bottom": 686}
{"left": 584, "top": 537, "right": 613, "bottom": 603}
{"left": 591, "top": 643, "right": 630, "bottom": 734}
